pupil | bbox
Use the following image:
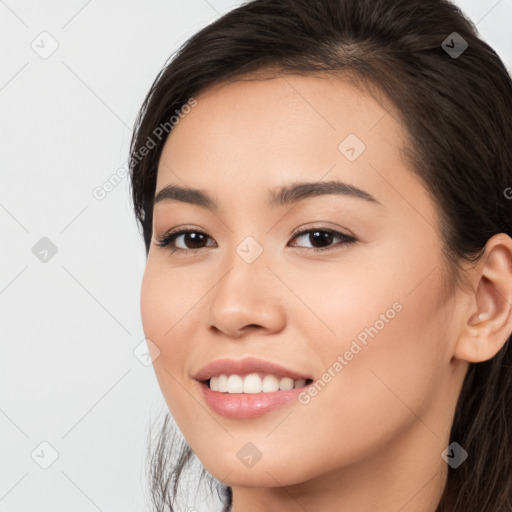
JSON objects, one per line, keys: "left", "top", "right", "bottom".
{"left": 310, "top": 230, "right": 332, "bottom": 248}
{"left": 186, "top": 232, "right": 205, "bottom": 248}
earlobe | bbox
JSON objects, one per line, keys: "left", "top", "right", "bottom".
{"left": 454, "top": 233, "right": 512, "bottom": 364}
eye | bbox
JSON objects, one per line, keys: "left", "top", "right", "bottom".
{"left": 155, "top": 226, "right": 357, "bottom": 254}
{"left": 288, "top": 227, "right": 357, "bottom": 252}
{"left": 155, "top": 229, "right": 216, "bottom": 254}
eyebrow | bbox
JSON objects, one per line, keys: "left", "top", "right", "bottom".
{"left": 154, "top": 180, "right": 382, "bottom": 210}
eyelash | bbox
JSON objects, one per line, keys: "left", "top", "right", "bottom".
{"left": 155, "top": 226, "right": 357, "bottom": 254}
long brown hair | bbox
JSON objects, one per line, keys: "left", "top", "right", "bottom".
{"left": 129, "top": 1, "right": 512, "bottom": 510}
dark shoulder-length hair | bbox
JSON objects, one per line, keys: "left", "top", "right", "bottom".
{"left": 129, "top": 1, "right": 512, "bottom": 510}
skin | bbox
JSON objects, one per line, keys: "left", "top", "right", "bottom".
{"left": 140, "top": 73, "right": 512, "bottom": 512}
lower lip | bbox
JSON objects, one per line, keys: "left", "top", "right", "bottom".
{"left": 199, "top": 381, "right": 308, "bottom": 418}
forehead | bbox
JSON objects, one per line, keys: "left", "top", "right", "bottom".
{"left": 162, "top": 74, "right": 400, "bottom": 150}
{"left": 159, "top": 75, "right": 403, "bottom": 177}
{"left": 155, "top": 74, "right": 432, "bottom": 223}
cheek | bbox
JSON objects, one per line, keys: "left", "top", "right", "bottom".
{"left": 296, "top": 246, "right": 452, "bottom": 436}
{"left": 313, "top": 235, "right": 450, "bottom": 368}
{"left": 140, "top": 264, "right": 166, "bottom": 344}
{"left": 140, "top": 260, "right": 209, "bottom": 428}
{"left": 314, "top": 263, "right": 451, "bottom": 434}
{"left": 140, "top": 264, "right": 187, "bottom": 402}
{"left": 140, "top": 258, "right": 200, "bottom": 343}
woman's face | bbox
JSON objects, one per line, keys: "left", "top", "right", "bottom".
{"left": 141, "top": 74, "right": 466, "bottom": 493}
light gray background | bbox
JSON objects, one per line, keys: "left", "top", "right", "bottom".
{"left": 1, "top": 1, "right": 511, "bottom": 511}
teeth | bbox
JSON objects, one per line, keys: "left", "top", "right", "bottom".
{"left": 294, "top": 378, "right": 306, "bottom": 388}
{"left": 227, "top": 374, "right": 244, "bottom": 393}
{"left": 262, "top": 374, "right": 279, "bottom": 393}
{"left": 279, "top": 377, "right": 294, "bottom": 391}
{"left": 208, "top": 373, "right": 309, "bottom": 393}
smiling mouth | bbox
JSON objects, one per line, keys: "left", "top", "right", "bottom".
{"left": 203, "top": 373, "right": 314, "bottom": 394}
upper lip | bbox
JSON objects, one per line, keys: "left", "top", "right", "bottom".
{"left": 194, "top": 357, "right": 312, "bottom": 381}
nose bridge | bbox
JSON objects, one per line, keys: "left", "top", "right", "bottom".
{"left": 207, "top": 232, "right": 286, "bottom": 336}
{"left": 213, "top": 233, "right": 270, "bottom": 306}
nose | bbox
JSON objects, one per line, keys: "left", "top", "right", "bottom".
{"left": 206, "top": 249, "right": 287, "bottom": 339}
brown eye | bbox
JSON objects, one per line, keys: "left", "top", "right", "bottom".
{"left": 289, "top": 228, "right": 357, "bottom": 251}
{"left": 155, "top": 227, "right": 356, "bottom": 254}
{"left": 156, "top": 230, "right": 216, "bottom": 253}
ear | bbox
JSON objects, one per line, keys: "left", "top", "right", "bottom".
{"left": 453, "top": 233, "right": 512, "bottom": 363}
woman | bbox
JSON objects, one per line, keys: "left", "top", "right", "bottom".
{"left": 129, "top": 0, "right": 512, "bottom": 510}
